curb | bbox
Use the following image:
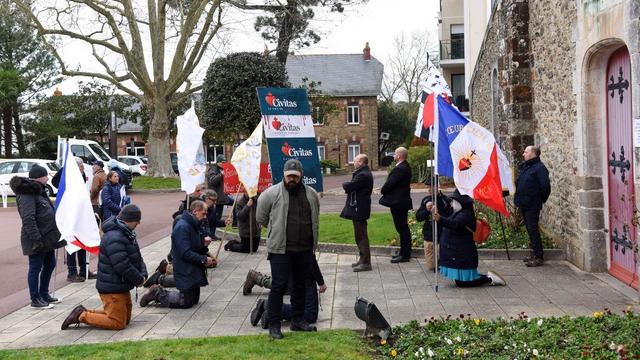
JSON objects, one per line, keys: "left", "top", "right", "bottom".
{"left": 128, "top": 189, "right": 183, "bottom": 194}
{"left": 219, "top": 232, "right": 565, "bottom": 260}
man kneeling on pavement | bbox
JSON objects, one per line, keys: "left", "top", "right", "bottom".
{"left": 139, "top": 200, "right": 215, "bottom": 308}
{"left": 62, "top": 204, "right": 147, "bottom": 330}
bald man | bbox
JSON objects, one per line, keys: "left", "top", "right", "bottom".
{"left": 380, "top": 147, "right": 413, "bottom": 263}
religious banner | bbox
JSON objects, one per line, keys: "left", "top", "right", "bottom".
{"left": 256, "top": 87, "right": 324, "bottom": 192}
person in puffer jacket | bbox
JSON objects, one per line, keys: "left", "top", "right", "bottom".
{"left": 61, "top": 205, "right": 147, "bottom": 330}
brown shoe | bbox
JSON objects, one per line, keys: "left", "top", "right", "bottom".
{"left": 61, "top": 305, "right": 87, "bottom": 330}
{"left": 140, "top": 285, "right": 162, "bottom": 307}
{"left": 156, "top": 259, "right": 168, "bottom": 274}
{"left": 243, "top": 270, "right": 259, "bottom": 296}
{"left": 525, "top": 257, "right": 544, "bottom": 267}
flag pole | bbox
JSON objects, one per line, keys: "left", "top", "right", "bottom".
{"left": 52, "top": 248, "right": 59, "bottom": 298}
{"left": 215, "top": 191, "right": 242, "bottom": 260}
{"left": 498, "top": 210, "right": 510, "bottom": 260}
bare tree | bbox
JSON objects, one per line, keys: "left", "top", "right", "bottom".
{"left": 381, "top": 30, "right": 438, "bottom": 106}
{"left": 14, "top": 0, "right": 224, "bottom": 176}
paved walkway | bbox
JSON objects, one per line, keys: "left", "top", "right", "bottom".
{"left": 0, "top": 237, "right": 637, "bottom": 349}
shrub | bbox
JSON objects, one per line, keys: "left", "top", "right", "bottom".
{"left": 320, "top": 159, "right": 339, "bottom": 171}
{"left": 387, "top": 145, "right": 433, "bottom": 184}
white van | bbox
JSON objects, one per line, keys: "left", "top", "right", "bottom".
{"left": 58, "top": 138, "right": 133, "bottom": 189}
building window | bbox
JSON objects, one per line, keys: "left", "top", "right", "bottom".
{"left": 207, "top": 144, "right": 224, "bottom": 162}
{"left": 451, "top": 74, "right": 469, "bottom": 112}
{"left": 347, "top": 104, "right": 359, "bottom": 125}
{"left": 127, "top": 141, "right": 146, "bottom": 156}
{"left": 450, "top": 24, "right": 464, "bottom": 59}
{"left": 347, "top": 144, "right": 360, "bottom": 164}
{"left": 312, "top": 106, "right": 324, "bottom": 125}
{"left": 317, "top": 145, "right": 325, "bottom": 161}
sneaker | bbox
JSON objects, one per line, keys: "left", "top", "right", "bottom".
{"left": 30, "top": 297, "right": 53, "bottom": 309}
{"left": 61, "top": 305, "right": 87, "bottom": 330}
{"left": 353, "top": 263, "right": 372, "bottom": 272}
{"left": 67, "top": 274, "right": 85, "bottom": 283}
{"left": 243, "top": 270, "right": 259, "bottom": 296}
{"left": 44, "top": 294, "right": 62, "bottom": 304}
{"left": 156, "top": 259, "right": 168, "bottom": 274}
{"left": 487, "top": 271, "right": 506, "bottom": 286}
{"left": 140, "top": 284, "right": 162, "bottom": 307}
{"left": 143, "top": 271, "right": 162, "bottom": 288}
{"left": 250, "top": 299, "right": 266, "bottom": 326}
{"left": 525, "top": 257, "right": 544, "bottom": 267}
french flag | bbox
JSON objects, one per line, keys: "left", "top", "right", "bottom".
{"left": 414, "top": 59, "right": 452, "bottom": 141}
{"left": 55, "top": 142, "right": 101, "bottom": 255}
{"left": 435, "top": 96, "right": 511, "bottom": 217}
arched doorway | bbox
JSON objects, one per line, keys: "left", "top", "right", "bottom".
{"left": 605, "top": 46, "right": 637, "bottom": 288}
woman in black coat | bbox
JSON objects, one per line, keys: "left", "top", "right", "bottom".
{"left": 101, "top": 171, "right": 124, "bottom": 221}
{"left": 431, "top": 189, "right": 506, "bottom": 287}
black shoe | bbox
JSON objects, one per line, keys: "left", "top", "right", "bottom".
{"left": 390, "top": 255, "right": 410, "bottom": 263}
{"left": 61, "top": 305, "right": 87, "bottom": 330}
{"left": 67, "top": 274, "right": 85, "bottom": 283}
{"left": 30, "top": 297, "right": 53, "bottom": 309}
{"left": 290, "top": 320, "right": 317, "bottom": 332}
{"left": 260, "top": 307, "right": 269, "bottom": 329}
{"left": 224, "top": 242, "right": 231, "bottom": 251}
{"left": 353, "top": 263, "right": 372, "bottom": 272}
{"left": 250, "top": 299, "right": 266, "bottom": 326}
{"left": 269, "top": 325, "right": 284, "bottom": 339}
{"left": 44, "top": 294, "right": 62, "bottom": 304}
{"left": 140, "top": 284, "right": 162, "bottom": 307}
{"left": 525, "top": 257, "right": 544, "bottom": 267}
{"left": 143, "top": 271, "right": 162, "bottom": 288}
{"left": 351, "top": 259, "right": 361, "bottom": 268}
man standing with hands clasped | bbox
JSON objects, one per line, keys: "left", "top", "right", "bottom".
{"left": 515, "top": 145, "right": 550, "bottom": 267}
{"left": 256, "top": 159, "right": 320, "bottom": 339}
{"left": 379, "top": 147, "right": 413, "bottom": 263}
{"left": 340, "top": 154, "right": 374, "bottom": 272}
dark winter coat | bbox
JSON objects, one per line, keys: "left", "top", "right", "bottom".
{"left": 340, "top": 165, "right": 373, "bottom": 221}
{"left": 10, "top": 177, "right": 65, "bottom": 256}
{"left": 202, "top": 205, "right": 225, "bottom": 237}
{"left": 206, "top": 165, "right": 230, "bottom": 205}
{"left": 96, "top": 218, "right": 148, "bottom": 294}
{"left": 438, "top": 194, "right": 478, "bottom": 270}
{"left": 171, "top": 211, "right": 209, "bottom": 291}
{"left": 514, "top": 157, "right": 551, "bottom": 210}
{"left": 101, "top": 181, "right": 123, "bottom": 221}
{"left": 236, "top": 194, "right": 260, "bottom": 239}
{"left": 379, "top": 161, "right": 413, "bottom": 210}
{"left": 415, "top": 193, "right": 452, "bottom": 241}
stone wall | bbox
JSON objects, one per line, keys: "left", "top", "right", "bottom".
{"left": 470, "top": 0, "right": 582, "bottom": 264}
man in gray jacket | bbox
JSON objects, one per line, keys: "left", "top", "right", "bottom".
{"left": 256, "top": 159, "right": 320, "bottom": 339}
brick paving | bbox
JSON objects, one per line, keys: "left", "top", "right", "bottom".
{"left": 0, "top": 236, "right": 637, "bottom": 349}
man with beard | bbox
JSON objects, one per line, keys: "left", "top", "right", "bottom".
{"left": 256, "top": 159, "right": 320, "bottom": 339}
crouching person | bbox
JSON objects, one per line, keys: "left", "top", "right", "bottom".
{"left": 140, "top": 200, "right": 214, "bottom": 308}
{"left": 61, "top": 205, "right": 147, "bottom": 330}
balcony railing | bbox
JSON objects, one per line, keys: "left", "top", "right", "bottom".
{"left": 440, "top": 39, "right": 465, "bottom": 60}
{"left": 452, "top": 95, "right": 469, "bottom": 112}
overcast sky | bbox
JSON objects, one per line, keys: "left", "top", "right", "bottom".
{"left": 53, "top": 0, "right": 438, "bottom": 95}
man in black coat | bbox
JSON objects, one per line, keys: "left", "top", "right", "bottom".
{"left": 11, "top": 165, "right": 66, "bottom": 309}
{"left": 61, "top": 205, "right": 148, "bottom": 330}
{"left": 140, "top": 200, "right": 215, "bottom": 308}
{"left": 514, "top": 145, "right": 551, "bottom": 267}
{"left": 379, "top": 147, "right": 413, "bottom": 263}
{"left": 340, "top": 154, "right": 374, "bottom": 272}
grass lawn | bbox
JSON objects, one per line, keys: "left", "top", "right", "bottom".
{"left": 131, "top": 176, "right": 181, "bottom": 190}
{"left": 0, "top": 329, "right": 372, "bottom": 360}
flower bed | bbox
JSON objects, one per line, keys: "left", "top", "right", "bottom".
{"left": 375, "top": 308, "right": 639, "bottom": 359}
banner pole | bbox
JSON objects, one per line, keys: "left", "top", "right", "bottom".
{"left": 52, "top": 248, "right": 59, "bottom": 298}
{"left": 249, "top": 204, "right": 254, "bottom": 255}
{"left": 498, "top": 211, "right": 510, "bottom": 260}
{"left": 215, "top": 191, "right": 242, "bottom": 260}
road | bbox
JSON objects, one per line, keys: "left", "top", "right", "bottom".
{"left": 0, "top": 170, "right": 432, "bottom": 318}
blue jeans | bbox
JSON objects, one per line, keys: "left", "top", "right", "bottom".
{"left": 28, "top": 251, "right": 56, "bottom": 301}
{"left": 67, "top": 249, "right": 87, "bottom": 276}
{"left": 267, "top": 251, "right": 314, "bottom": 325}
{"left": 281, "top": 283, "right": 319, "bottom": 323}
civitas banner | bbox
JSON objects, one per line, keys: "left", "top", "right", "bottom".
{"left": 256, "top": 87, "right": 324, "bottom": 192}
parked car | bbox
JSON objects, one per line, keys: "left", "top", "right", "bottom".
{"left": 380, "top": 151, "right": 395, "bottom": 167}
{"left": 60, "top": 138, "right": 133, "bottom": 189}
{"left": 0, "top": 159, "right": 60, "bottom": 197}
{"left": 118, "top": 155, "right": 148, "bottom": 176}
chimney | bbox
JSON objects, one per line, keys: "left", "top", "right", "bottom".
{"left": 363, "top": 42, "right": 371, "bottom": 61}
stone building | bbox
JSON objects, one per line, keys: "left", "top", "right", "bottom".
{"left": 285, "top": 44, "right": 384, "bottom": 170}
{"left": 470, "top": 0, "right": 639, "bottom": 288}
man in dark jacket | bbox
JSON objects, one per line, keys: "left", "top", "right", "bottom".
{"left": 340, "top": 154, "right": 374, "bottom": 272}
{"left": 514, "top": 145, "right": 551, "bottom": 267}
{"left": 224, "top": 193, "right": 260, "bottom": 253}
{"left": 379, "top": 147, "right": 413, "bottom": 263}
{"left": 61, "top": 204, "right": 147, "bottom": 330}
{"left": 139, "top": 200, "right": 215, "bottom": 308}
{"left": 11, "top": 165, "right": 65, "bottom": 309}
{"left": 206, "top": 154, "right": 232, "bottom": 234}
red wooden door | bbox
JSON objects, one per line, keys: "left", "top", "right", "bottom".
{"left": 606, "top": 47, "right": 637, "bottom": 289}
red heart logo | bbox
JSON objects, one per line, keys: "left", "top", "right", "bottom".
{"left": 458, "top": 158, "right": 472, "bottom": 171}
{"left": 281, "top": 142, "right": 291, "bottom": 156}
{"left": 272, "top": 117, "right": 281, "bottom": 130}
{"left": 265, "top": 92, "right": 275, "bottom": 106}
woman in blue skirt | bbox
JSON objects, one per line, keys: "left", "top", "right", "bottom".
{"left": 429, "top": 189, "right": 506, "bottom": 287}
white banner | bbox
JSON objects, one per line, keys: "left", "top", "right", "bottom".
{"left": 176, "top": 106, "right": 206, "bottom": 194}
{"left": 231, "top": 123, "right": 263, "bottom": 197}
{"left": 261, "top": 115, "right": 316, "bottom": 138}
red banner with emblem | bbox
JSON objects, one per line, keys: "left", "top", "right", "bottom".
{"left": 223, "top": 163, "right": 272, "bottom": 194}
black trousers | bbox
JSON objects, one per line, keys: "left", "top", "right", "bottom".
{"left": 227, "top": 237, "right": 260, "bottom": 253}
{"left": 267, "top": 251, "right": 314, "bottom": 325}
{"left": 353, "top": 220, "right": 371, "bottom": 264}
{"left": 521, "top": 207, "right": 543, "bottom": 259}
{"left": 391, "top": 207, "right": 412, "bottom": 258}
